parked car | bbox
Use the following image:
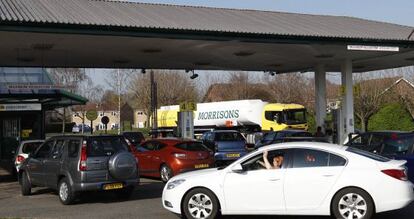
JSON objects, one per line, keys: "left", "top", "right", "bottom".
{"left": 72, "top": 124, "right": 92, "bottom": 133}
{"left": 346, "top": 131, "right": 414, "bottom": 182}
{"left": 123, "top": 131, "right": 145, "bottom": 146}
{"left": 18, "top": 135, "right": 139, "bottom": 204}
{"left": 255, "top": 130, "right": 317, "bottom": 148}
{"left": 13, "top": 140, "right": 44, "bottom": 173}
{"left": 134, "top": 138, "right": 214, "bottom": 183}
{"left": 201, "top": 130, "right": 249, "bottom": 166}
{"left": 162, "top": 142, "right": 414, "bottom": 219}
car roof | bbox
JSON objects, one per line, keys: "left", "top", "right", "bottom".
{"left": 209, "top": 130, "right": 240, "bottom": 133}
{"left": 363, "top": 130, "right": 413, "bottom": 134}
{"left": 276, "top": 130, "right": 309, "bottom": 133}
{"left": 258, "top": 141, "right": 347, "bottom": 153}
{"left": 145, "top": 138, "right": 198, "bottom": 143}
{"left": 20, "top": 140, "right": 44, "bottom": 144}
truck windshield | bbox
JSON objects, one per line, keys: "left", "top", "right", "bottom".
{"left": 284, "top": 109, "right": 306, "bottom": 125}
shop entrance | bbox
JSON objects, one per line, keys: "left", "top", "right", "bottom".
{"left": 0, "top": 118, "right": 20, "bottom": 159}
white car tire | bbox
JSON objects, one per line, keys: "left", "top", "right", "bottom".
{"left": 332, "top": 188, "right": 374, "bottom": 219}
{"left": 182, "top": 188, "right": 219, "bottom": 219}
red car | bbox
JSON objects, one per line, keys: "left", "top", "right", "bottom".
{"left": 132, "top": 138, "right": 214, "bottom": 182}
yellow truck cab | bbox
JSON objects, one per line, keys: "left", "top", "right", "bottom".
{"left": 262, "top": 103, "right": 308, "bottom": 131}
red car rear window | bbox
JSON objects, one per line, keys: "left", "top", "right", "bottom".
{"left": 175, "top": 142, "right": 210, "bottom": 151}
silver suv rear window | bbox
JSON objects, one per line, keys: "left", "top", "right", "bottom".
{"left": 87, "top": 137, "right": 129, "bottom": 157}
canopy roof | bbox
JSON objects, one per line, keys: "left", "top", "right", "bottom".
{"left": 0, "top": 0, "right": 413, "bottom": 72}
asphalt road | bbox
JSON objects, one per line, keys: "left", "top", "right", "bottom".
{"left": 0, "top": 178, "right": 413, "bottom": 219}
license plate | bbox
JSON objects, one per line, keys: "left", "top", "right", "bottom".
{"left": 103, "top": 183, "right": 123, "bottom": 190}
{"left": 226, "top": 153, "right": 240, "bottom": 158}
{"left": 194, "top": 164, "right": 209, "bottom": 169}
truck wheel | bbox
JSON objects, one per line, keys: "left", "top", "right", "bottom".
{"left": 20, "top": 171, "right": 31, "bottom": 196}
{"left": 332, "top": 188, "right": 374, "bottom": 219}
{"left": 182, "top": 188, "right": 219, "bottom": 219}
{"left": 58, "top": 178, "right": 76, "bottom": 205}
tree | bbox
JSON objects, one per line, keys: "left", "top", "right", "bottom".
{"left": 48, "top": 68, "right": 87, "bottom": 93}
{"left": 128, "top": 70, "right": 199, "bottom": 125}
{"left": 353, "top": 74, "right": 402, "bottom": 132}
{"left": 104, "top": 69, "right": 133, "bottom": 133}
{"left": 368, "top": 103, "right": 414, "bottom": 131}
{"left": 47, "top": 68, "right": 88, "bottom": 133}
{"left": 266, "top": 73, "right": 314, "bottom": 109}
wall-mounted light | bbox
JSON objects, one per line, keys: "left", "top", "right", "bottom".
{"left": 16, "top": 57, "right": 35, "bottom": 63}
{"left": 234, "top": 51, "right": 255, "bottom": 57}
{"left": 142, "top": 48, "right": 162, "bottom": 53}
{"left": 314, "top": 54, "right": 334, "bottom": 59}
{"left": 190, "top": 71, "right": 199, "bottom": 79}
{"left": 31, "top": 43, "right": 54, "bottom": 51}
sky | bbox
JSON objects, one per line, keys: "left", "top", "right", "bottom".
{"left": 91, "top": 0, "right": 414, "bottom": 87}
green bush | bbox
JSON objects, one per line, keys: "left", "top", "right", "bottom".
{"left": 368, "top": 103, "right": 414, "bottom": 131}
{"left": 307, "top": 112, "right": 316, "bottom": 134}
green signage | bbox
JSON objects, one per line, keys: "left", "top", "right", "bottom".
{"left": 86, "top": 110, "right": 98, "bottom": 121}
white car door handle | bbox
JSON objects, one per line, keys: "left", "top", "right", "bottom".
{"left": 323, "top": 174, "right": 334, "bottom": 177}
{"left": 269, "top": 178, "right": 280, "bottom": 181}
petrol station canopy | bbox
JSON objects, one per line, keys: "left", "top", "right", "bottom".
{"left": 0, "top": 0, "right": 414, "bottom": 72}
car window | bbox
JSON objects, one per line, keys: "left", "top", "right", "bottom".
{"left": 207, "top": 133, "right": 214, "bottom": 141}
{"left": 141, "top": 141, "right": 156, "bottom": 151}
{"left": 346, "top": 147, "right": 390, "bottom": 162}
{"left": 370, "top": 134, "right": 384, "bottom": 147}
{"left": 21, "top": 142, "right": 43, "bottom": 154}
{"left": 51, "top": 139, "right": 65, "bottom": 159}
{"left": 35, "top": 140, "right": 55, "bottom": 158}
{"left": 215, "top": 132, "right": 245, "bottom": 141}
{"left": 292, "top": 149, "right": 329, "bottom": 168}
{"left": 241, "top": 149, "right": 287, "bottom": 171}
{"left": 68, "top": 140, "right": 80, "bottom": 158}
{"left": 155, "top": 142, "right": 167, "bottom": 150}
{"left": 263, "top": 132, "right": 276, "bottom": 141}
{"left": 175, "top": 142, "right": 210, "bottom": 151}
{"left": 87, "top": 137, "right": 129, "bottom": 157}
{"left": 381, "top": 134, "right": 414, "bottom": 156}
{"left": 349, "top": 134, "right": 369, "bottom": 146}
{"left": 290, "top": 132, "right": 313, "bottom": 137}
{"left": 328, "top": 153, "right": 347, "bottom": 166}
{"left": 123, "top": 132, "right": 144, "bottom": 144}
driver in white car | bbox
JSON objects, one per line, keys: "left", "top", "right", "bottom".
{"left": 259, "top": 150, "right": 284, "bottom": 169}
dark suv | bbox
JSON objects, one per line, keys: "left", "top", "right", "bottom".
{"left": 18, "top": 135, "right": 139, "bottom": 204}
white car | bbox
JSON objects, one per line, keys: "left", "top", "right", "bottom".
{"left": 162, "top": 142, "right": 414, "bottom": 219}
{"left": 14, "top": 140, "right": 44, "bottom": 172}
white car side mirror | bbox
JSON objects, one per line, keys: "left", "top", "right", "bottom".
{"left": 231, "top": 163, "right": 244, "bottom": 173}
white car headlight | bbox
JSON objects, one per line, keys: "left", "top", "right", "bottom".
{"left": 167, "top": 179, "right": 186, "bottom": 190}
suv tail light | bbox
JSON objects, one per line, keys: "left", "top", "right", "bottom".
{"left": 381, "top": 169, "right": 408, "bottom": 181}
{"left": 79, "top": 140, "right": 88, "bottom": 171}
{"left": 16, "top": 155, "right": 25, "bottom": 164}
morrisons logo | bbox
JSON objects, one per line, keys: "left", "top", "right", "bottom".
{"left": 198, "top": 110, "right": 240, "bottom": 120}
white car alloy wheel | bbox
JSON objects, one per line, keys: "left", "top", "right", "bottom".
{"left": 59, "top": 182, "right": 69, "bottom": 202}
{"left": 338, "top": 193, "right": 368, "bottom": 219}
{"left": 187, "top": 193, "right": 213, "bottom": 219}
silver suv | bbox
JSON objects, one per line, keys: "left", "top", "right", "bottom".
{"left": 18, "top": 135, "right": 139, "bottom": 205}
